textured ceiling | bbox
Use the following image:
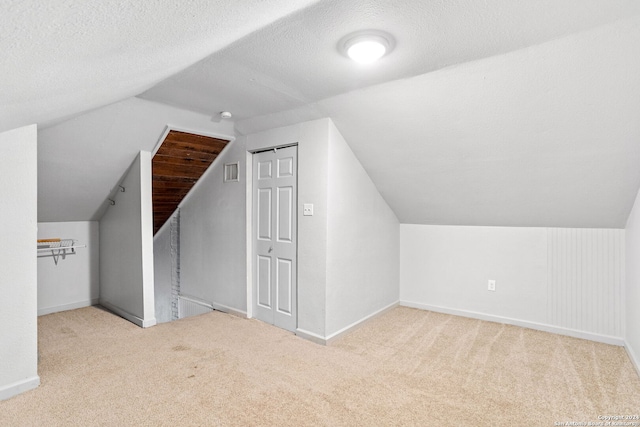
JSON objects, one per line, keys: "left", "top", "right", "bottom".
{"left": 37, "top": 98, "right": 235, "bottom": 222}
{"left": 141, "top": 0, "right": 640, "bottom": 121}
{"left": 316, "top": 17, "right": 640, "bottom": 227}
{"left": 7, "top": 0, "right": 640, "bottom": 227}
{"left": 140, "top": 0, "right": 640, "bottom": 227}
{"left": 0, "top": 0, "right": 318, "bottom": 133}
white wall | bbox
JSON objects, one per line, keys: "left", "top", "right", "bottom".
{"left": 625, "top": 186, "right": 640, "bottom": 373}
{"left": 400, "top": 224, "right": 625, "bottom": 344}
{"left": 177, "top": 119, "right": 332, "bottom": 332}
{"left": 38, "top": 97, "right": 236, "bottom": 222}
{"left": 153, "top": 212, "right": 175, "bottom": 324}
{"left": 153, "top": 117, "right": 399, "bottom": 342}
{"left": 325, "top": 121, "right": 399, "bottom": 337}
{"left": 163, "top": 118, "right": 335, "bottom": 338}
{"left": 37, "top": 221, "right": 99, "bottom": 315}
{"left": 547, "top": 228, "right": 624, "bottom": 337}
{"left": 0, "top": 124, "right": 39, "bottom": 400}
{"left": 99, "top": 151, "right": 156, "bottom": 327}
{"left": 179, "top": 137, "right": 247, "bottom": 316}
{"left": 243, "top": 118, "right": 399, "bottom": 342}
{"left": 245, "top": 119, "right": 331, "bottom": 339}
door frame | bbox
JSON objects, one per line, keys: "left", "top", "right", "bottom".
{"left": 245, "top": 143, "right": 298, "bottom": 322}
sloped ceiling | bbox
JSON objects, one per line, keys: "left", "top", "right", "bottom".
{"left": 5, "top": 0, "right": 640, "bottom": 227}
{"left": 152, "top": 130, "right": 230, "bottom": 234}
{"left": 141, "top": 0, "right": 640, "bottom": 122}
{"left": 140, "top": 0, "right": 640, "bottom": 228}
{"left": 37, "top": 98, "right": 235, "bottom": 222}
{"left": 318, "top": 18, "right": 640, "bottom": 227}
{"left": 0, "top": 0, "right": 319, "bottom": 133}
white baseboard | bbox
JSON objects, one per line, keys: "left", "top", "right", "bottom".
{"left": 400, "top": 301, "right": 625, "bottom": 346}
{"left": 38, "top": 298, "right": 100, "bottom": 316}
{"left": 178, "top": 294, "right": 248, "bottom": 319}
{"left": 326, "top": 301, "right": 400, "bottom": 344}
{"left": 625, "top": 340, "right": 640, "bottom": 378}
{"left": 295, "top": 328, "right": 327, "bottom": 345}
{"left": 296, "top": 301, "right": 400, "bottom": 346}
{"left": 211, "top": 301, "right": 247, "bottom": 319}
{"left": 0, "top": 376, "right": 40, "bottom": 401}
{"left": 99, "top": 299, "right": 156, "bottom": 328}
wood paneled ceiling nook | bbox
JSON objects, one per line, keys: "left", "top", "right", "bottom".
{"left": 152, "top": 130, "right": 229, "bottom": 234}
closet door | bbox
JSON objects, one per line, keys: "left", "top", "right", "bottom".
{"left": 252, "top": 145, "right": 297, "bottom": 332}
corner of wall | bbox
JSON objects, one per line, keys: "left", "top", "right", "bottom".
{"left": 0, "top": 376, "right": 40, "bottom": 402}
{"left": 324, "top": 119, "right": 400, "bottom": 337}
{"left": 625, "top": 340, "right": 640, "bottom": 378}
{"left": 37, "top": 221, "right": 100, "bottom": 316}
{"left": 0, "top": 124, "right": 39, "bottom": 400}
{"left": 138, "top": 151, "right": 155, "bottom": 323}
{"left": 624, "top": 183, "right": 640, "bottom": 378}
{"left": 99, "top": 151, "right": 155, "bottom": 327}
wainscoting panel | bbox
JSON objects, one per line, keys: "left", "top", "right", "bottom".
{"left": 547, "top": 228, "right": 624, "bottom": 338}
{"left": 178, "top": 295, "right": 214, "bottom": 319}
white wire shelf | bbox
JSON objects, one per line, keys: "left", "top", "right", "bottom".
{"left": 37, "top": 240, "right": 86, "bottom": 265}
{"left": 37, "top": 245, "right": 86, "bottom": 253}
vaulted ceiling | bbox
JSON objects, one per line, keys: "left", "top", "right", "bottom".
{"left": 3, "top": 1, "right": 640, "bottom": 227}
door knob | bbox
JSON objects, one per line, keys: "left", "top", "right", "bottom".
{"left": 268, "top": 246, "right": 273, "bottom": 253}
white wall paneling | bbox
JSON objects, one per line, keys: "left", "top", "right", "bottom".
{"left": 37, "top": 221, "right": 99, "bottom": 316}
{"left": 178, "top": 295, "right": 214, "bottom": 318}
{"left": 0, "top": 124, "right": 40, "bottom": 400}
{"left": 153, "top": 211, "right": 178, "bottom": 324}
{"left": 99, "top": 151, "right": 156, "bottom": 328}
{"left": 400, "top": 224, "right": 625, "bottom": 345}
{"left": 547, "top": 228, "right": 624, "bottom": 339}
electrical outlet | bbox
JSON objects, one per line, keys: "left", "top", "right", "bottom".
{"left": 488, "top": 280, "right": 496, "bottom": 291}
{"left": 303, "top": 203, "right": 314, "bottom": 216}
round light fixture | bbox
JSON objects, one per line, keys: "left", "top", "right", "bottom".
{"left": 338, "top": 30, "right": 395, "bottom": 64}
{"left": 220, "top": 111, "right": 233, "bottom": 119}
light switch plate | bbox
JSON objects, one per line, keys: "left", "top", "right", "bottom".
{"left": 303, "top": 204, "right": 314, "bottom": 216}
{"left": 488, "top": 280, "right": 496, "bottom": 291}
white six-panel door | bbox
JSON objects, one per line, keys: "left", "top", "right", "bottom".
{"left": 252, "top": 145, "right": 297, "bottom": 332}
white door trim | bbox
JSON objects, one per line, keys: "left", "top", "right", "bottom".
{"left": 246, "top": 150, "right": 253, "bottom": 319}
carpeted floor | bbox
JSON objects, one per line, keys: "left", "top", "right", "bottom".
{"left": 1, "top": 306, "right": 639, "bottom": 426}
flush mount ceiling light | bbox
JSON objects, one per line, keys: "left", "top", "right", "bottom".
{"left": 338, "top": 30, "right": 395, "bottom": 64}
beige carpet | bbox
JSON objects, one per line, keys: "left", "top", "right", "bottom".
{"left": 1, "top": 306, "right": 639, "bottom": 426}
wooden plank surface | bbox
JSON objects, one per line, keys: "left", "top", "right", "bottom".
{"left": 152, "top": 130, "right": 230, "bottom": 233}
